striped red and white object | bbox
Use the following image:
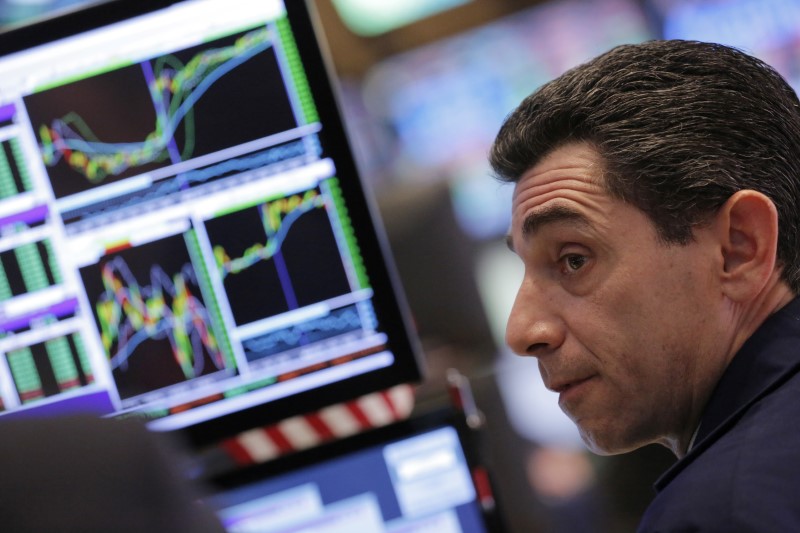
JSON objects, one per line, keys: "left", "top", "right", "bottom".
{"left": 219, "top": 384, "right": 415, "bottom": 466}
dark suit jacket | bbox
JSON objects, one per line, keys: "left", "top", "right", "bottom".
{"left": 638, "top": 297, "right": 800, "bottom": 532}
{"left": 0, "top": 415, "right": 226, "bottom": 532}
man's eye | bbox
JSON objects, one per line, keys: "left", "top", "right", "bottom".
{"left": 562, "top": 254, "right": 587, "bottom": 272}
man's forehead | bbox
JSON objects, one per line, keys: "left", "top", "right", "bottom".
{"left": 511, "top": 171, "right": 608, "bottom": 226}
{"left": 506, "top": 142, "right": 612, "bottom": 251}
{"left": 511, "top": 144, "right": 607, "bottom": 209}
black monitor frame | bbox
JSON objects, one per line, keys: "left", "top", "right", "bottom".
{"left": 0, "top": 0, "right": 423, "bottom": 447}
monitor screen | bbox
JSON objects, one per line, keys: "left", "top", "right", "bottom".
{"left": 206, "top": 409, "right": 502, "bottom": 533}
{"left": 0, "top": 0, "right": 421, "bottom": 445}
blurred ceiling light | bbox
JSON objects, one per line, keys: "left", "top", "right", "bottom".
{"left": 330, "top": 0, "right": 471, "bottom": 36}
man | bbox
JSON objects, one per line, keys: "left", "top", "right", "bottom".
{"left": 490, "top": 40, "right": 800, "bottom": 531}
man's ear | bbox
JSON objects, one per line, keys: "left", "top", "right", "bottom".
{"left": 716, "top": 190, "right": 779, "bottom": 302}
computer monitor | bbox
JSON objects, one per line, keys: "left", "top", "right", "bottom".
{"left": 0, "top": 0, "right": 422, "bottom": 445}
{"left": 206, "top": 408, "right": 505, "bottom": 532}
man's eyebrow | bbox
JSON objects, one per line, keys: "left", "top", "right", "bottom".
{"left": 522, "top": 204, "right": 589, "bottom": 236}
{"left": 507, "top": 204, "right": 590, "bottom": 253}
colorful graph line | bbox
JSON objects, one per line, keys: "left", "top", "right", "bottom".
{"left": 95, "top": 256, "right": 223, "bottom": 379}
{"left": 213, "top": 189, "right": 326, "bottom": 279}
{"left": 38, "top": 27, "right": 272, "bottom": 182}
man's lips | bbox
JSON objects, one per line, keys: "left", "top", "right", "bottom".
{"left": 547, "top": 375, "right": 595, "bottom": 394}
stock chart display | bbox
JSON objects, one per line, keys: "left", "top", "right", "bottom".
{"left": 0, "top": 0, "right": 407, "bottom": 434}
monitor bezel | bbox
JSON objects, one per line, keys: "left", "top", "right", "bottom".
{"left": 0, "top": 0, "right": 423, "bottom": 447}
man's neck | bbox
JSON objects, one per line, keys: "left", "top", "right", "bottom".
{"left": 728, "top": 277, "right": 795, "bottom": 361}
{"left": 668, "top": 277, "right": 795, "bottom": 459}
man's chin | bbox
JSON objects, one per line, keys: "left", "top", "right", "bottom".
{"left": 578, "top": 427, "right": 644, "bottom": 456}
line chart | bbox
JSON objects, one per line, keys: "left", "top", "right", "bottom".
{"left": 80, "top": 233, "right": 228, "bottom": 399}
{"left": 213, "top": 188, "right": 325, "bottom": 280}
{"left": 203, "top": 184, "right": 352, "bottom": 326}
{"left": 242, "top": 304, "right": 363, "bottom": 361}
{"left": 96, "top": 257, "right": 222, "bottom": 376}
{"left": 38, "top": 28, "right": 273, "bottom": 183}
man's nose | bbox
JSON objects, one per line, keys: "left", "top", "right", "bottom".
{"left": 505, "top": 277, "right": 565, "bottom": 357}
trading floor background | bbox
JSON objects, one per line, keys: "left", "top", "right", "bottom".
{"left": 3, "top": 0, "right": 797, "bottom": 530}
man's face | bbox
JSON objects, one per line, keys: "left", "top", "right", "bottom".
{"left": 507, "top": 142, "right": 727, "bottom": 455}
